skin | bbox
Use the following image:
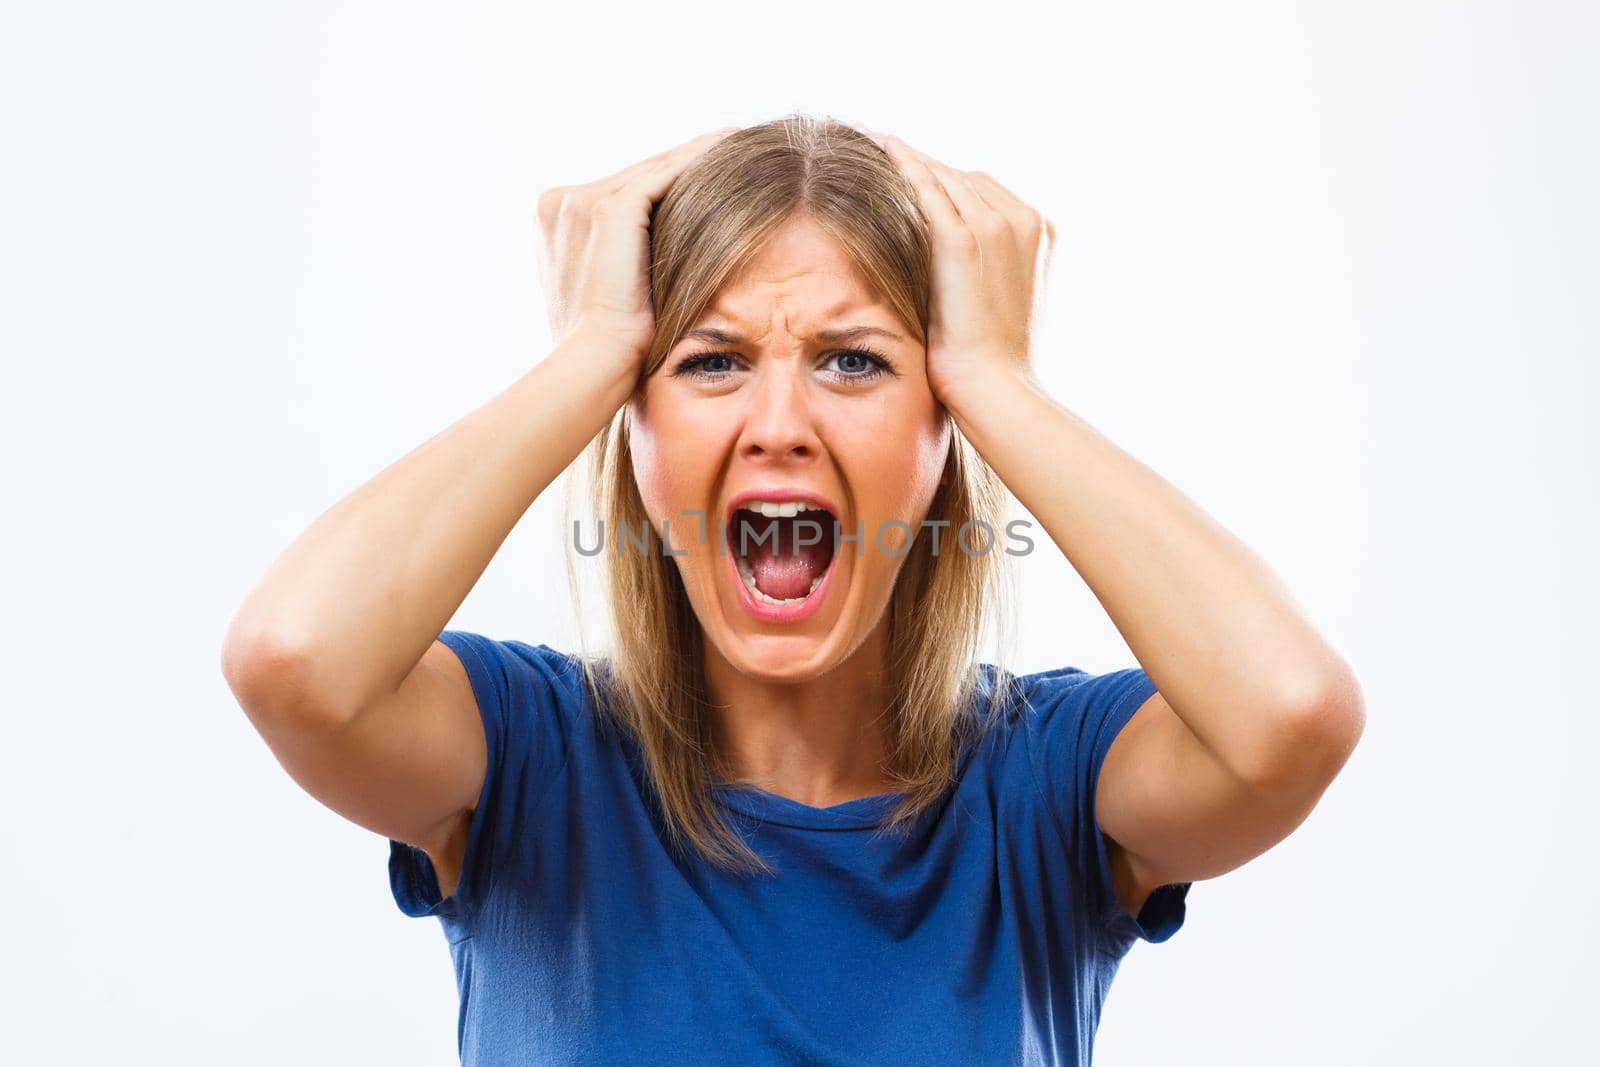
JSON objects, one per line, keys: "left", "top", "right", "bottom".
{"left": 629, "top": 216, "right": 949, "bottom": 803}
{"left": 222, "top": 125, "right": 1366, "bottom": 923}
{"left": 869, "top": 131, "right": 1366, "bottom": 913}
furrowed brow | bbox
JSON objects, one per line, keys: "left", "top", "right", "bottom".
{"left": 677, "top": 325, "right": 905, "bottom": 346}
{"left": 679, "top": 326, "right": 745, "bottom": 345}
{"left": 813, "top": 326, "right": 905, "bottom": 345}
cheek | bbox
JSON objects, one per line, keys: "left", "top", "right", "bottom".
{"left": 628, "top": 405, "right": 716, "bottom": 521}
{"left": 840, "top": 401, "right": 951, "bottom": 519}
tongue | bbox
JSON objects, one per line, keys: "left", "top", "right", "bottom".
{"left": 747, "top": 523, "right": 831, "bottom": 600}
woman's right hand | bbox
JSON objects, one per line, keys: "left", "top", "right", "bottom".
{"left": 535, "top": 127, "right": 739, "bottom": 370}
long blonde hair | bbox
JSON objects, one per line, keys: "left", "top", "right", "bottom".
{"left": 563, "top": 114, "right": 1018, "bottom": 876}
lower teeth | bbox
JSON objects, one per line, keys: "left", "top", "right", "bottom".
{"left": 735, "top": 555, "right": 826, "bottom": 606}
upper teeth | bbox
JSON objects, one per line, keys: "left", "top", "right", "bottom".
{"left": 743, "top": 499, "right": 829, "bottom": 518}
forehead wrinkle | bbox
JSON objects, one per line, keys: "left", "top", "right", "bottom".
{"left": 708, "top": 213, "right": 887, "bottom": 332}
{"left": 700, "top": 289, "right": 893, "bottom": 348}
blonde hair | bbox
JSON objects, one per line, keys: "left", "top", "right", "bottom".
{"left": 563, "top": 113, "right": 1018, "bottom": 876}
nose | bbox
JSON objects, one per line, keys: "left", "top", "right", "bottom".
{"left": 737, "top": 358, "right": 821, "bottom": 463}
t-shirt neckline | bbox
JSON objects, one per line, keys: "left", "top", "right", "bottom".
{"left": 710, "top": 782, "right": 908, "bottom": 830}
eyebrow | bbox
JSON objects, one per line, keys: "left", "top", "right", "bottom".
{"left": 677, "top": 325, "right": 906, "bottom": 346}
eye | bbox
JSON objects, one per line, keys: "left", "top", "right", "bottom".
{"left": 668, "top": 345, "right": 899, "bottom": 385}
{"left": 670, "top": 352, "right": 745, "bottom": 381}
{"left": 822, "top": 346, "right": 894, "bottom": 383}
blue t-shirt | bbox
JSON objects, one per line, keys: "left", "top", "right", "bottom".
{"left": 388, "top": 630, "right": 1191, "bottom": 1066}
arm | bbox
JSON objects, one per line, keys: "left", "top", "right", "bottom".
{"left": 948, "top": 370, "right": 1365, "bottom": 913}
{"left": 220, "top": 330, "right": 637, "bottom": 872}
{"left": 872, "top": 132, "right": 1366, "bottom": 920}
{"left": 220, "top": 127, "right": 738, "bottom": 889}
{"left": 221, "top": 332, "right": 636, "bottom": 724}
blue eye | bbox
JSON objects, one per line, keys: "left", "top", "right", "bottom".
{"left": 823, "top": 347, "right": 892, "bottom": 382}
{"left": 670, "top": 345, "right": 897, "bottom": 384}
{"left": 835, "top": 351, "right": 872, "bottom": 374}
{"left": 671, "top": 353, "right": 742, "bottom": 380}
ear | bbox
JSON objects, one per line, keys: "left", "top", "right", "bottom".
{"left": 938, "top": 435, "right": 957, "bottom": 489}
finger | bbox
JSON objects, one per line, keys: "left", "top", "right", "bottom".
{"left": 885, "top": 135, "right": 1003, "bottom": 230}
{"left": 621, "top": 149, "right": 727, "bottom": 207}
{"left": 966, "top": 171, "right": 1050, "bottom": 238}
{"left": 963, "top": 171, "right": 1027, "bottom": 213}
{"left": 934, "top": 163, "right": 1000, "bottom": 224}
{"left": 601, "top": 127, "right": 738, "bottom": 199}
{"left": 879, "top": 134, "right": 968, "bottom": 236}
{"left": 967, "top": 171, "right": 1056, "bottom": 286}
{"left": 599, "top": 127, "right": 736, "bottom": 198}
{"left": 593, "top": 148, "right": 679, "bottom": 197}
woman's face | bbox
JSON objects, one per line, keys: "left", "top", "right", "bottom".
{"left": 629, "top": 215, "right": 951, "bottom": 682}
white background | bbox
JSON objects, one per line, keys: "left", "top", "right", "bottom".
{"left": 3, "top": 2, "right": 1595, "bottom": 1064}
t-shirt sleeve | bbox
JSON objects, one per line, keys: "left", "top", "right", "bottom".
{"left": 1023, "top": 664, "right": 1191, "bottom": 954}
{"left": 386, "top": 630, "right": 574, "bottom": 931}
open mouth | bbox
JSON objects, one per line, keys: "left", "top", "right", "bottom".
{"left": 725, "top": 498, "right": 840, "bottom": 612}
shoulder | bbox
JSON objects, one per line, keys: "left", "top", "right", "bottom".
{"left": 1010, "top": 662, "right": 1157, "bottom": 733}
{"left": 972, "top": 660, "right": 1153, "bottom": 728}
{"left": 437, "top": 631, "right": 588, "bottom": 692}
{"left": 976, "top": 659, "right": 1160, "bottom": 811}
{"left": 434, "top": 631, "right": 601, "bottom": 747}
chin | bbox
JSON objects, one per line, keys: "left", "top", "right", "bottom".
{"left": 711, "top": 628, "right": 849, "bottom": 684}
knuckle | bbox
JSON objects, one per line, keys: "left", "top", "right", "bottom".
{"left": 540, "top": 184, "right": 606, "bottom": 225}
{"left": 945, "top": 226, "right": 980, "bottom": 253}
{"left": 975, "top": 215, "right": 1010, "bottom": 241}
{"left": 536, "top": 185, "right": 568, "bottom": 221}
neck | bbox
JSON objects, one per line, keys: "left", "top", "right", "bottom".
{"left": 702, "top": 618, "right": 899, "bottom": 808}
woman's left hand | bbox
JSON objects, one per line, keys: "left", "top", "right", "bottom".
{"left": 869, "top": 132, "right": 1056, "bottom": 408}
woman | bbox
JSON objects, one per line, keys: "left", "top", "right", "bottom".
{"left": 222, "top": 115, "right": 1365, "bottom": 1065}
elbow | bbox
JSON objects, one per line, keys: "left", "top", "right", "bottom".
{"left": 1244, "top": 668, "right": 1367, "bottom": 797}
{"left": 220, "top": 615, "right": 352, "bottom": 734}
